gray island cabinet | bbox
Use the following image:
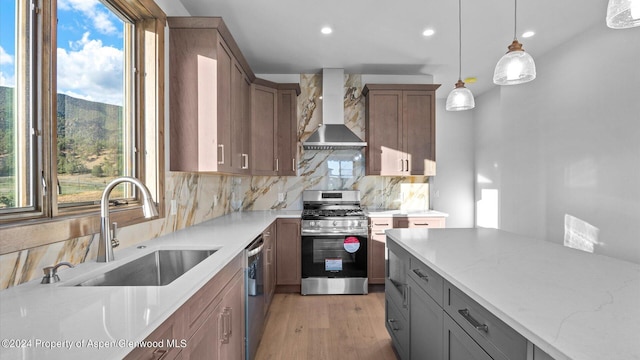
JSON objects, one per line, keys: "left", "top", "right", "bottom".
{"left": 385, "top": 228, "right": 640, "bottom": 360}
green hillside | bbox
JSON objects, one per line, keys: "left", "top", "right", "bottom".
{"left": 0, "top": 86, "right": 124, "bottom": 207}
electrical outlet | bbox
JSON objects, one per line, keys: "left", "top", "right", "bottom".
{"left": 170, "top": 199, "right": 177, "bottom": 216}
{"left": 278, "top": 193, "right": 285, "bottom": 202}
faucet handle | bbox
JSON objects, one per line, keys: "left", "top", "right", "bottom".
{"left": 111, "top": 222, "right": 120, "bottom": 248}
{"left": 41, "top": 262, "right": 74, "bottom": 284}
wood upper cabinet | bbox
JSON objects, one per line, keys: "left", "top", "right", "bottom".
{"left": 363, "top": 84, "right": 440, "bottom": 176}
{"left": 168, "top": 17, "right": 254, "bottom": 174}
{"left": 251, "top": 80, "right": 300, "bottom": 177}
{"left": 276, "top": 218, "right": 301, "bottom": 286}
{"left": 231, "top": 59, "right": 252, "bottom": 174}
{"left": 276, "top": 85, "right": 300, "bottom": 176}
{"left": 251, "top": 82, "right": 278, "bottom": 176}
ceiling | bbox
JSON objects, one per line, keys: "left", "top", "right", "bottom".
{"left": 165, "top": 0, "right": 606, "bottom": 97}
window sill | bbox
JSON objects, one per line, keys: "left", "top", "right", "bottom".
{"left": 0, "top": 206, "right": 164, "bottom": 255}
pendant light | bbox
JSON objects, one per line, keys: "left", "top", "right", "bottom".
{"left": 446, "top": 0, "right": 475, "bottom": 111}
{"left": 606, "top": 0, "right": 640, "bottom": 29}
{"left": 493, "top": 0, "right": 536, "bottom": 85}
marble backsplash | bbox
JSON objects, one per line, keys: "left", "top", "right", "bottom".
{"left": 0, "top": 74, "right": 429, "bottom": 289}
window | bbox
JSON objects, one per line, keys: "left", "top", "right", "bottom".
{"left": 0, "top": 0, "right": 165, "bottom": 250}
{"left": 56, "top": 0, "right": 134, "bottom": 207}
{"left": 0, "top": 0, "right": 35, "bottom": 213}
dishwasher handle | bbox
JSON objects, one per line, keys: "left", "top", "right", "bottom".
{"left": 246, "top": 237, "right": 264, "bottom": 258}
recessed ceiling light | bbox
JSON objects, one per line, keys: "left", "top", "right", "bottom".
{"left": 522, "top": 30, "right": 535, "bottom": 38}
{"left": 422, "top": 29, "right": 435, "bottom": 37}
{"left": 321, "top": 26, "right": 333, "bottom": 35}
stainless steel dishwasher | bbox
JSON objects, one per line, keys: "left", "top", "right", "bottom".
{"left": 245, "top": 235, "right": 264, "bottom": 360}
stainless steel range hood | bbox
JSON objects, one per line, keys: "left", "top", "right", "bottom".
{"left": 303, "top": 69, "right": 367, "bottom": 150}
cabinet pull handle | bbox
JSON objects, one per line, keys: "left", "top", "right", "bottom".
{"left": 218, "top": 312, "right": 225, "bottom": 343}
{"left": 152, "top": 349, "right": 168, "bottom": 360}
{"left": 242, "top": 154, "right": 249, "bottom": 169}
{"left": 405, "top": 159, "right": 409, "bottom": 172}
{"left": 412, "top": 268, "right": 429, "bottom": 282}
{"left": 375, "top": 223, "right": 389, "bottom": 226}
{"left": 292, "top": 158, "right": 296, "bottom": 171}
{"left": 399, "top": 159, "right": 404, "bottom": 172}
{"left": 375, "top": 232, "right": 386, "bottom": 236}
{"left": 218, "top": 144, "right": 225, "bottom": 165}
{"left": 458, "top": 309, "right": 489, "bottom": 333}
{"left": 414, "top": 223, "right": 430, "bottom": 226}
{"left": 275, "top": 158, "right": 279, "bottom": 172}
{"left": 387, "top": 319, "right": 400, "bottom": 331}
{"left": 219, "top": 307, "right": 232, "bottom": 344}
{"left": 225, "top": 307, "right": 232, "bottom": 341}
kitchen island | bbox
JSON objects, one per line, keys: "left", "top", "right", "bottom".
{"left": 385, "top": 228, "right": 640, "bottom": 360}
{"left": 0, "top": 211, "right": 300, "bottom": 360}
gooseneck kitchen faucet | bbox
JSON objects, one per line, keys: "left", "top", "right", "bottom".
{"left": 98, "top": 176, "right": 159, "bottom": 262}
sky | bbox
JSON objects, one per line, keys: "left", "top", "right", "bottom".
{"left": 0, "top": 0, "right": 125, "bottom": 106}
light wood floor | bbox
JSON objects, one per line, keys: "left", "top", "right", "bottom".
{"left": 255, "top": 291, "right": 398, "bottom": 360}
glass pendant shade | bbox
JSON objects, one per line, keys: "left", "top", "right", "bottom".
{"left": 606, "top": 0, "right": 640, "bottom": 28}
{"left": 446, "top": 80, "right": 475, "bottom": 111}
{"left": 493, "top": 40, "right": 536, "bottom": 85}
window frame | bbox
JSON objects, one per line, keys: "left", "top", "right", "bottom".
{"left": 0, "top": 0, "right": 166, "bottom": 255}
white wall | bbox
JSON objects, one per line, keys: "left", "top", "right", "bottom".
{"left": 430, "top": 99, "right": 475, "bottom": 228}
{"left": 474, "top": 22, "right": 640, "bottom": 263}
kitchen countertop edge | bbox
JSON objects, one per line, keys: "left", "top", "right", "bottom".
{"left": 0, "top": 210, "right": 300, "bottom": 360}
{"left": 386, "top": 227, "right": 640, "bottom": 360}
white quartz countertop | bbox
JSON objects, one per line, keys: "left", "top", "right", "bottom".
{"left": 0, "top": 210, "right": 300, "bottom": 360}
{"left": 365, "top": 209, "right": 449, "bottom": 218}
{"left": 386, "top": 228, "right": 640, "bottom": 360}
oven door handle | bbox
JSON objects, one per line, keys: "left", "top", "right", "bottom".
{"left": 301, "top": 231, "right": 368, "bottom": 237}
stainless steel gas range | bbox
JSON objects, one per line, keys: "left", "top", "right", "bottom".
{"left": 300, "top": 190, "right": 369, "bottom": 295}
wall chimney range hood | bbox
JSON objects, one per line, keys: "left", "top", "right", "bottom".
{"left": 303, "top": 69, "right": 367, "bottom": 150}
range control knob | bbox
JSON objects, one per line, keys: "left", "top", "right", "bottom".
{"left": 309, "top": 221, "right": 316, "bottom": 227}
{"left": 333, "top": 220, "right": 337, "bottom": 227}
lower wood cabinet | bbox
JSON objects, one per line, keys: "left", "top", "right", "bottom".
{"left": 124, "top": 253, "right": 245, "bottom": 360}
{"left": 276, "top": 218, "right": 301, "bottom": 286}
{"left": 181, "top": 270, "right": 244, "bottom": 360}
{"left": 393, "top": 216, "right": 446, "bottom": 229}
{"left": 369, "top": 216, "right": 445, "bottom": 285}
{"left": 263, "top": 221, "right": 277, "bottom": 311}
{"left": 369, "top": 217, "right": 393, "bottom": 285}
{"left": 124, "top": 311, "right": 184, "bottom": 360}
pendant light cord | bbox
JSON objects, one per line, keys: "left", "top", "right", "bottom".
{"left": 458, "top": 0, "right": 462, "bottom": 81}
{"left": 513, "top": 0, "right": 518, "bottom": 40}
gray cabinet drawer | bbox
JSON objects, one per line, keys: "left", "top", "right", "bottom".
{"left": 386, "top": 296, "right": 409, "bottom": 359}
{"left": 445, "top": 282, "right": 526, "bottom": 360}
{"left": 408, "top": 276, "right": 443, "bottom": 360}
{"left": 408, "top": 255, "right": 443, "bottom": 306}
{"left": 444, "top": 313, "right": 494, "bottom": 360}
{"left": 385, "top": 278, "right": 409, "bottom": 320}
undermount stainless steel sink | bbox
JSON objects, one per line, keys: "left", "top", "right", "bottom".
{"left": 75, "top": 249, "right": 217, "bottom": 286}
